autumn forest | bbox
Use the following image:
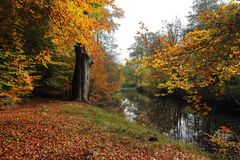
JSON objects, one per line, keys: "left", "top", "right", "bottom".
{"left": 0, "top": 0, "right": 240, "bottom": 159}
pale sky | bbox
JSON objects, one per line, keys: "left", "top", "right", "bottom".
{"left": 114, "top": 0, "right": 193, "bottom": 62}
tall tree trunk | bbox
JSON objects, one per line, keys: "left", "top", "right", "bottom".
{"left": 81, "top": 47, "right": 88, "bottom": 102}
{"left": 72, "top": 43, "right": 94, "bottom": 102}
{"left": 71, "top": 43, "right": 82, "bottom": 101}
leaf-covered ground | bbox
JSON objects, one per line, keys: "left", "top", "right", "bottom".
{"left": 0, "top": 100, "right": 209, "bottom": 159}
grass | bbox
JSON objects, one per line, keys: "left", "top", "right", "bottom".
{"left": 62, "top": 104, "right": 162, "bottom": 137}
{"left": 61, "top": 103, "right": 208, "bottom": 156}
{"left": 62, "top": 105, "right": 82, "bottom": 115}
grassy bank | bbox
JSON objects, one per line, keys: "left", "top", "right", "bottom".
{"left": 0, "top": 100, "right": 209, "bottom": 159}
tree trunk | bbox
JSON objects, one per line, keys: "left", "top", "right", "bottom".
{"left": 81, "top": 47, "right": 88, "bottom": 102}
{"left": 71, "top": 43, "right": 94, "bottom": 102}
{"left": 71, "top": 43, "right": 82, "bottom": 101}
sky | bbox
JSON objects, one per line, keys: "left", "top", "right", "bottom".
{"left": 114, "top": 0, "right": 193, "bottom": 62}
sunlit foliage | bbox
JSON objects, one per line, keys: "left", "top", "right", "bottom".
{"left": 138, "top": 2, "right": 240, "bottom": 113}
{"left": 0, "top": 0, "right": 123, "bottom": 106}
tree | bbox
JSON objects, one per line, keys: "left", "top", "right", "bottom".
{"left": 187, "top": 0, "right": 222, "bottom": 30}
{"left": 71, "top": 44, "right": 94, "bottom": 102}
{"left": 121, "top": 62, "right": 138, "bottom": 87}
{"left": 128, "top": 19, "right": 184, "bottom": 88}
{"left": 0, "top": 0, "right": 51, "bottom": 105}
{"left": 139, "top": 2, "right": 240, "bottom": 113}
{"left": 89, "top": 31, "right": 124, "bottom": 104}
{"left": 0, "top": 0, "right": 123, "bottom": 106}
{"left": 163, "top": 18, "right": 183, "bottom": 43}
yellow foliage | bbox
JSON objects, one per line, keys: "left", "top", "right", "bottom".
{"left": 0, "top": 0, "right": 123, "bottom": 106}
{"left": 138, "top": 2, "right": 240, "bottom": 112}
{"left": 208, "top": 126, "right": 240, "bottom": 157}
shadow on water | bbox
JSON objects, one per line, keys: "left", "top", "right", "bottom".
{"left": 118, "top": 88, "right": 240, "bottom": 149}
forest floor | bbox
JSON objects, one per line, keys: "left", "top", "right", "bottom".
{"left": 0, "top": 99, "right": 209, "bottom": 159}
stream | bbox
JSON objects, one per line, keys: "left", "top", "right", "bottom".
{"left": 118, "top": 88, "right": 240, "bottom": 149}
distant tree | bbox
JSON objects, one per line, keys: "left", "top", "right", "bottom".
{"left": 187, "top": 0, "right": 222, "bottom": 30}
{"left": 162, "top": 18, "right": 183, "bottom": 43}
{"left": 128, "top": 19, "right": 183, "bottom": 87}
{"left": 98, "top": 31, "right": 119, "bottom": 62}
{"left": 121, "top": 62, "right": 137, "bottom": 88}
{"left": 88, "top": 31, "right": 124, "bottom": 103}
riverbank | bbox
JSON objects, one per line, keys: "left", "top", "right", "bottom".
{"left": 0, "top": 100, "right": 209, "bottom": 159}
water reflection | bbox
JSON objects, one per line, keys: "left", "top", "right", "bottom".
{"left": 121, "top": 98, "right": 138, "bottom": 122}
{"left": 119, "top": 89, "right": 240, "bottom": 146}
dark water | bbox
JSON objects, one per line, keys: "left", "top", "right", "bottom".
{"left": 118, "top": 88, "right": 240, "bottom": 148}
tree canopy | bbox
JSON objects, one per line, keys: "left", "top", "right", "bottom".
{"left": 137, "top": 1, "right": 240, "bottom": 114}
{"left": 0, "top": 0, "right": 123, "bottom": 105}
